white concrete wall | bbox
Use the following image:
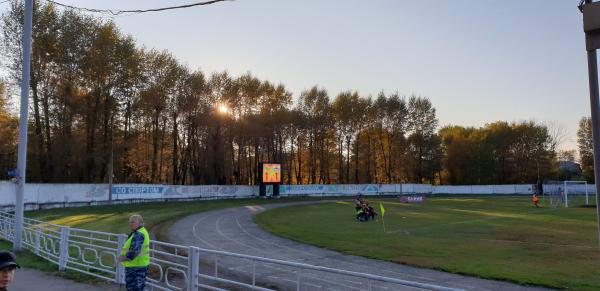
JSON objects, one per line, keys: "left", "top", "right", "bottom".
{"left": 433, "top": 184, "right": 534, "bottom": 195}
{"left": 0, "top": 182, "right": 15, "bottom": 205}
{"left": 0, "top": 182, "right": 257, "bottom": 206}
{"left": 3, "top": 181, "right": 586, "bottom": 209}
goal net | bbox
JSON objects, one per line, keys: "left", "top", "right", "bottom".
{"left": 543, "top": 180, "right": 589, "bottom": 207}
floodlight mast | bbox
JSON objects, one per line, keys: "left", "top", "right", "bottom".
{"left": 582, "top": 0, "right": 600, "bottom": 249}
{"left": 14, "top": 0, "right": 34, "bottom": 251}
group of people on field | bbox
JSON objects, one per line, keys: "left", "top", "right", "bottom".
{"left": 354, "top": 194, "right": 377, "bottom": 222}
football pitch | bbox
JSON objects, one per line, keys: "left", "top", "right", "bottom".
{"left": 255, "top": 196, "right": 600, "bottom": 291}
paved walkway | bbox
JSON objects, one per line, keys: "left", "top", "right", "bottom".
{"left": 10, "top": 268, "right": 119, "bottom": 291}
{"left": 169, "top": 202, "right": 551, "bottom": 291}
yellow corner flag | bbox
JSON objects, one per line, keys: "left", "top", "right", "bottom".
{"left": 379, "top": 203, "right": 386, "bottom": 233}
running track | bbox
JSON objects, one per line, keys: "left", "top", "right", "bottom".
{"left": 168, "top": 202, "right": 549, "bottom": 291}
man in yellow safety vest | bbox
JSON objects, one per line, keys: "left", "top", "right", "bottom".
{"left": 117, "top": 214, "right": 150, "bottom": 291}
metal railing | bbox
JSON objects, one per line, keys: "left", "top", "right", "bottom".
{"left": 0, "top": 211, "right": 462, "bottom": 291}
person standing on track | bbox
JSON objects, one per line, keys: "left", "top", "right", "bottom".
{"left": 117, "top": 214, "right": 151, "bottom": 291}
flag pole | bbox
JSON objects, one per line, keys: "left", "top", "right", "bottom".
{"left": 379, "top": 202, "right": 386, "bottom": 233}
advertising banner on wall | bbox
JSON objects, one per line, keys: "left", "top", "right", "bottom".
{"left": 280, "top": 185, "right": 325, "bottom": 195}
{"left": 163, "top": 185, "right": 253, "bottom": 198}
{"left": 113, "top": 185, "right": 164, "bottom": 200}
{"left": 0, "top": 182, "right": 559, "bottom": 209}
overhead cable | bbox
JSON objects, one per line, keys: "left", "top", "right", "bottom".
{"left": 44, "top": 0, "right": 232, "bottom": 15}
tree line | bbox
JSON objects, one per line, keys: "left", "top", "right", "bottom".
{"left": 0, "top": 2, "right": 577, "bottom": 185}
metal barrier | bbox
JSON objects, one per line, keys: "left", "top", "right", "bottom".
{"left": 0, "top": 211, "right": 462, "bottom": 291}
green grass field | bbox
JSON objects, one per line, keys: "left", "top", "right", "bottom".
{"left": 25, "top": 197, "right": 320, "bottom": 237}
{"left": 254, "top": 196, "right": 600, "bottom": 291}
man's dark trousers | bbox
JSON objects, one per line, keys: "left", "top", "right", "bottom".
{"left": 125, "top": 266, "right": 148, "bottom": 291}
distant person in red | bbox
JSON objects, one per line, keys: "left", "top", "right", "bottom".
{"left": 533, "top": 193, "right": 540, "bottom": 207}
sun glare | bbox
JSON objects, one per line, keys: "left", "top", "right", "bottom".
{"left": 218, "top": 104, "right": 229, "bottom": 114}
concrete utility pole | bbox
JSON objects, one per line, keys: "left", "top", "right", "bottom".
{"left": 582, "top": 0, "right": 600, "bottom": 248}
{"left": 14, "top": 0, "right": 34, "bottom": 251}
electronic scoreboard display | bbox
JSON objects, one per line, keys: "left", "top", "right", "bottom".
{"left": 262, "top": 163, "right": 281, "bottom": 183}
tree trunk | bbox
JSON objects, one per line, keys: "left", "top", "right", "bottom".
{"left": 296, "top": 136, "right": 302, "bottom": 184}
{"left": 354, "top": 133, "right": 359, "bottom": 184}
{"left": 122, "top": 99, "right": 132, "bottom": 182}
{"left": 41, "top": 89, "right": 53, "bottom": 181}
{"left": 366, "top": 133, "right": 372, "bottom": 183}
{"left": 288, "top": 134, "right": 294, "bottom": 184}
{"left": 346, "top": 136, "right": 351, "bottom": 184}
{"left": 30, "top": 76, "right": 46, "bottom": 181}
{"left": 150, "top": 108, "right": 160, "bottom": 183}
{"left": 158, "top": 116, "right": 167, "bottom": 183}
{"left": 338, "top": 138, "right": 343, "bottom": 184}
{"left": 172, "top": 111, "right": 179, "bottom": 184}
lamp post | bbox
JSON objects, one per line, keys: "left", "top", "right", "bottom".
{"left": 14, "top": 0, "right": 34, "bottom": 251}
{"left": 581, "top": 0, "right": 600, "bottom": 248}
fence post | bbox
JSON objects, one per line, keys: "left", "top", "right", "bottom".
{"left": 115, "top": 234, "right": 127, "bottom": 284}
{"left": 34, "top": 229, "right": 41, "bottom": 255}
{"left": 58, "top": 226, "right": 70, "bottom": 271}
{"left": 8, "top": 217, "right": 14, "bottom": 241}
{"left": 0, "top": 218, "right": 6, "bottom": 239}
{"left": 187, "top": 246, "right": 199, "bottom": 291}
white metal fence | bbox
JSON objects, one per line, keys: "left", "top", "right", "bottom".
{"left": 0, "top": 211, "right": 462, "bottom": 291}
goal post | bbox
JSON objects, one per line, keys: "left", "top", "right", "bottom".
{"left": 543, "top": 180, "right": 589, "bottom": 207}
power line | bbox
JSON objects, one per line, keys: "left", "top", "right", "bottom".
{"left": 43, "top": 0, "right": 232, "bottom": 16}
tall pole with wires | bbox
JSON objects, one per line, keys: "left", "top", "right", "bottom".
{"left": 14, "top": 0, "right": 34, "bottom": 251}
{"left": 581, "top": 0, "right": 600, "bottom": 248}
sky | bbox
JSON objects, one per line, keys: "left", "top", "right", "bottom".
{"left": 1, "top": 0, "right": 597, "bottom": 151}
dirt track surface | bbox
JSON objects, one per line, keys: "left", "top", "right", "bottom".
{"left": 10, "top": 268, "right": 119, "bottom": 291}
{"left": 169, "top": 202, "right": 550, "bottom": 291}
